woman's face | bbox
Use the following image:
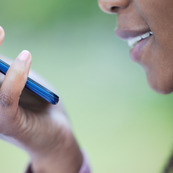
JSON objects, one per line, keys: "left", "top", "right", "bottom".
{"left": 98, "top": 0, "right": 173, "bottom": 94}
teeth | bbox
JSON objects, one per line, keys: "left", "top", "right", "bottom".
{"left": 128, "top": 31, "right": 153, "bottom": 48}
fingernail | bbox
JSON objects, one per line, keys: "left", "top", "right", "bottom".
{"left": 17, "top": 50, "right": 31, "bottom": 62}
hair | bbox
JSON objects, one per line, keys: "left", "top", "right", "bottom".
{"left": 163, "top": 152, "right": 173, "bottom": 173}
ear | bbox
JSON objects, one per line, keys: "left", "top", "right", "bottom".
{"left": 0, "top": 26, "right": 5, "bottom": 46}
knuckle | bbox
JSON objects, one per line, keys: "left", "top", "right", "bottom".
{"left": 0, "top": 91, "right": 13, "bottom": 107}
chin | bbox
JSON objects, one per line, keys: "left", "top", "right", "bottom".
{"left": 146, "top": 73, "right": 173, "bottom": 95}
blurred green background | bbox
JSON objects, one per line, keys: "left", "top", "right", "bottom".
{"left": 0, "top": 0, "right": 173, "bottom": 173}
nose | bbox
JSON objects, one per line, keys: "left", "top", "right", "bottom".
{"left": 98, "top": 0, "right": 130, "bottom": 14}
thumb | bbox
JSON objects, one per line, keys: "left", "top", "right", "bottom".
{"left": 0, "top": 50, "right": 32, "bottom": 110}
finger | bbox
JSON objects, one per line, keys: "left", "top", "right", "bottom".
{"left": 0, "top": 26, "right": 5, "bottom": 46}
{"left": 0, "top": 50, "right": 32, "bottom": 109}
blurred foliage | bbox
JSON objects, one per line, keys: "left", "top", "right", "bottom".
{"left": 0, "top": 0, "right": 99, "bottom": 27}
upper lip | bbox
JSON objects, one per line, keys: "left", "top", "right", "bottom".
{"left": 115, "top": 28, "right": 152, "bottom": 40}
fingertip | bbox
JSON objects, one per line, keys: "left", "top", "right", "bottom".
{"left": 17, "top": 50, "right": 32, "bottom": 63}
{"left": 16, "top": 50, "right": 32, "bottom": 71}
{"left": 22, "top": 50, "right": 32, "bottom": 58}
{"left": 0, "top": 26, "right": 5, "bottom": 45}
{"left": 0, "top": 26, "right": 5, "bottom": 37}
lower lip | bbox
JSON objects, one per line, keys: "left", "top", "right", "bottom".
{"left": 130, "top": 35, "right": 152, "bottom": 62}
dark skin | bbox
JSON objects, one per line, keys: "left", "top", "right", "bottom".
{"left": 1, "top": 0, "right": 173, "bottom": 172}
{"left": 98, "top": 0, "right": 173, "bottom": 94}
{"left": 0, "top": 27, "right": 82, "bottom": 173}
{"left": 98, "top": 0, "right": 173, "bottom": 172}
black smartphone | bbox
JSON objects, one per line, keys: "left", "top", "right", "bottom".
{"left": 0, "top": 59, "right": 59, "bottom": 104}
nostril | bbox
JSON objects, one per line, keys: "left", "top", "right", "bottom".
{"left": 110, "top": 6, "right": 119, "bottom": 13}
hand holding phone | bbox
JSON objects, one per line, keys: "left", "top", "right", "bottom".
{"left": 0, "top": 49, "right": 82, "bottom": 173}
{"left": 0, "top": 59, "right": 59, "bottom": 104}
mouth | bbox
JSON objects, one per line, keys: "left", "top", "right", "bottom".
{"left": 115, "top": 29, "right": 153, "bottom": 61}
{"left": 127, "top": 31, "right": 153, "bottom": 48}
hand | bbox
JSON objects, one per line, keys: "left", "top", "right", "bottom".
{"left": 0, "top": 27, "right": 82, "bottom": 173}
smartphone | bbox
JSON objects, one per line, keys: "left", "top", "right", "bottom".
{"left": 0, "top": 59, "right": 59, "bottom": 105}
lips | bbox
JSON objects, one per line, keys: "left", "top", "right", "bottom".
{"left": 115, "top": 29, "right": 153, "bottom": 61}
{"left": 127, "top": 31, "right": 153, "bottom": 48}
{"left": 115, "top": 29, "right": 152, "bottom": 40}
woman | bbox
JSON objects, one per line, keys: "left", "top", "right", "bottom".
{"left": 0, "top": 0, "right": 172, "bottom": 172}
